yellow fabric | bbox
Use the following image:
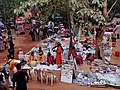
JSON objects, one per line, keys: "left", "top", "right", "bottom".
{"left": 38, "top": 55, "right": 44, "bottom": 63}
{"left": 28, "top": 55, "right": 34, "bottom": 62}
{"left": 8, "top": 59, "right": 15, "bottom": 76}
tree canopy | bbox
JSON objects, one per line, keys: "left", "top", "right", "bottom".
{"left": 0, "top": 0, "right": 27, "bottom": 21}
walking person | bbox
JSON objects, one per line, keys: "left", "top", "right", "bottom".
{"left": 29, "top": 26, "right": 35, "bottom": 41}
{"left": 12, "top": 63, "right": 29, "bottom": 90}
{"left": 7, "top": 27, "right": 12, "bottom": 40}
{"left": 8, "top": 57, "right": 16, "bottom": 87}
{"left": 0, "top": 34, "right": 5, "bottom": 51}
{"left": 43, "top": 24, "right": 48, "bottom": 38}
{"left": 8, "top": 39, "right": 15, "bottom": 58}
{"left": 35, "top": 26, "right": 40, "bottom": 40}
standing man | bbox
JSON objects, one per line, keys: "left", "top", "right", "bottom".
{"left": 43, "top": 24, "right": 48, "bottom": 38}
{"left": 35, "top": 26, "right": 40, "bottom": 40}
{"left": 8, "top": 57, "right": 15, "bottom": 87}
{"left": 12, "top": 63, "right": 29, "bottom": 90}
{"left": 8, "top": 39, "right": 15, "bottom": 58}
{"left": 29, "top": 26, "right": 35, "bottom": 41}
{"left": 7, "top": 27, "right": 12, "bottom": 40}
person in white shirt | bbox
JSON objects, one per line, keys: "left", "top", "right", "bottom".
{"left": 35, "top": 26, "right": 40, "bottom": 40}
{"left": 32, "top": 19, "right": 36, "bottom": 26}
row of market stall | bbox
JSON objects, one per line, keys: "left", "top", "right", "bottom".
{"left": 17, "top": 27, "right": 120, "bottom": 88}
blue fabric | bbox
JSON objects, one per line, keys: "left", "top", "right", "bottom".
{"left": 5, "top": 65, "right": 9, "bottom": 74}
{"left": 0, "top": 29, "right": 2, "bottom": 34}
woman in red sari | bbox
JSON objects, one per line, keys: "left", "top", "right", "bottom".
{"left": 52, "top": 42, "right": 63, "bottom": 66}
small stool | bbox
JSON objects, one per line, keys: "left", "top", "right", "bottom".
{"left": 38, "top": 69, "right": 46, "bottom": 84}
{"left": 45, "top": 71, "right": 54, "bottom": 86}
{"left": 115, "top": 51, "right": 120, "bottom": 57}
{"left": 34, "top": 69, "right": 39, "bottom": 81}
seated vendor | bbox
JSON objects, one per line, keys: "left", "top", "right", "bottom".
{"left": 38, "top": 47, "right": 44, "bottom": 63}
{"left": 28, "top": 51, "right": 35, "bottom": 62}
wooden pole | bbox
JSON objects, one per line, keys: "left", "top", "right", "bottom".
{"left": 106, "top": 0, "right": 117, "bottom": 17}
{"left": 66, "top": 0, "right": 72, "bottom": 59}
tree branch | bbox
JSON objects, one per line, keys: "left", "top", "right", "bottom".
{"left": 106, "top": 0, "right": 117, "bottom": 17}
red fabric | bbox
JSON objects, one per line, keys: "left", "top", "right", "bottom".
{"left": 71, "top": 49, "right": 77, "bottom": 58}
{"left": 88, "top": 54, "right": 94, "bottom": 61}
{"left": 56, "top": 46, "right": 62, "bottom": 64}
{"left": 76, "top": 55, "right": 83, "bottom": 65}
{"left": 115, "top": 51, "right": 120, "bottom": 57}
{"left": 112, "top": 42, "right": 116, "bottom": 47}
{"left": 47, "top": 55, "right": 54, "bottom": 64}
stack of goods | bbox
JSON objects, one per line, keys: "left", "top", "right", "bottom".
{"left": 100, "top": 32, "right": 112, "bottom": 63}
{"left": 91, "top": 59, "right": 106, "bottom": 66}
{"left": 74, "top": 64, "right": 120, "bottom": 88}
{"left": 61, "top": 60, "right": 74, "bottom": 83}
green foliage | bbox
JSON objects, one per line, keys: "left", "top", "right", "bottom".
{"left": 71, "top": 0, "right": 105, "bottom": 31}
{"left": 14, "top": 0, "right": 106, "bottom": 27}
{"left": 0, "top": 0, "right": 27, "bottom": 20}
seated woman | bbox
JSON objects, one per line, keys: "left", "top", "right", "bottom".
{"left": 28, "top": 51, "right": 35, "bottom": 62}
{"left": 71, "top": 46, "right": 77, "bottom": 58}
{"left": 47, "top": 52, "right": 54, "bottom": 65}
{"left": 38, "top": 47, "right": 44, "bottom": 63}
{"left": 71, "top": 46, "right": 83, "bottom": 65}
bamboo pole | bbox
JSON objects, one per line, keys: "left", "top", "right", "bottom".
{"left": 106, "top": 0, "right": 117, "bottom": 17}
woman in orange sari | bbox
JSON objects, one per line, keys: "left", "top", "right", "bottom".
{"left": 28, "top": 51, "right": 35, "bottom": 62}
{"left": 38, "top": 47, "right": 44, "bottom": 63}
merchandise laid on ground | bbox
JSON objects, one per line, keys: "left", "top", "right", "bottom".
{"left": 16, "top": 29, "right": 120, "bottom": 89}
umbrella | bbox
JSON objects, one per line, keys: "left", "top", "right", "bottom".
{"left": 0, "top": 21, "right": 4, "bottom": 27}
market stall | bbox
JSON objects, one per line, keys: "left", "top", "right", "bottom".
{"left": 17, "top": 27, "right": 120, "bottom": 89}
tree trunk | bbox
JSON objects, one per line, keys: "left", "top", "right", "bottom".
{"left": 95, "top": 37, "right": 101, "bottom": 59}
{"left": 95, "top": 29, "right": 104, "bottom": 59}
